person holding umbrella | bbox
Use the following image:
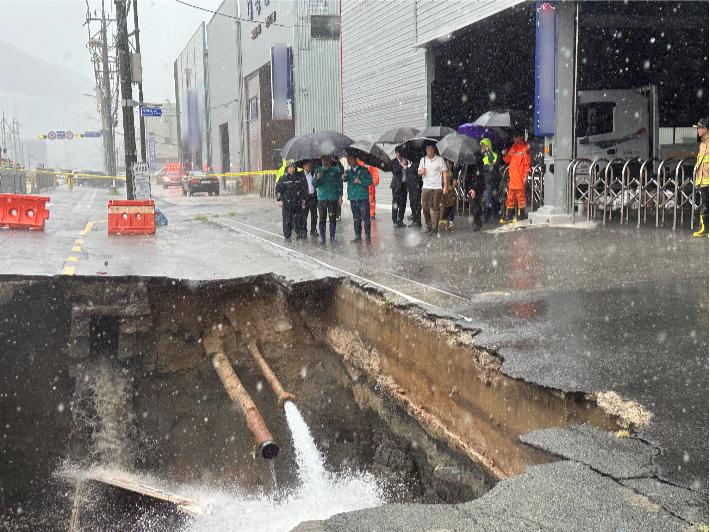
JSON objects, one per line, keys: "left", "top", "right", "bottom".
{"left": 391, "top": 147, "right": 409, "bottom": 228}
{"left": 501, "top": 130, "right": 531, "bottom": 223}
{"left": 314, "top": 154, "right": 343, "bottom": 244}
{"left": 342, "top": 153, "right": 374, "bottom": 243}
{"left": 303, "top": 160, "right": 319, "bottom": 236}
{"left": 418, "top": 143, "right": 448, "bottom": 235}
{"left": 480, "top": 138, "right": 500, "bottom": 222}
{"left": 275, "top": 161, "right": 308, "bottom": 240}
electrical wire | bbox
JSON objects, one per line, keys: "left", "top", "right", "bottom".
{"left": 175, "top": 0, "right": 305, "bottom": 29}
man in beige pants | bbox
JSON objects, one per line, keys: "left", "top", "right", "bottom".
{"left": 418, "top": 144, "right": 448, "bottom": 235}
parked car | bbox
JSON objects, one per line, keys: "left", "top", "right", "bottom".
{"left": 182, "top": 171, "right": 219, "bottom": 196}
{"left": 163, "top": 166, "right": 183, "bottom": 188}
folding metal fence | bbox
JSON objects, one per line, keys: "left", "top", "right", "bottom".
{"left": 567, "top": 156, "right": 701, "bottom": 230}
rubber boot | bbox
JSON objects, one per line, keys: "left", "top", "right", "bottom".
{"left": 693, "top": 215, "right": 708, "bottom": 237}
{"left": 500, "top": 207, "right": 515, "bottom": 224}
{"left": 517, "top": 207, "right": 526, "bottom": 222}
{"left": 330, "top": 223, "right": 336, "bottom": 243}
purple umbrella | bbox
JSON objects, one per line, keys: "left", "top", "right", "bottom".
{"left": 458, "top": 124, "right": 508, "bottom": 152}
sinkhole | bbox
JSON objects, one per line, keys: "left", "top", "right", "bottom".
{"left": 0, "top": 275, "right": 621, "bottom": 531}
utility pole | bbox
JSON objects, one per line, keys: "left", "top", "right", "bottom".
{"left": 100, "top": 1, "right": 117, "bottom": 179}
{"left": 133, "top": 0, "right": 146, "bottom": 162}
{"left": 116, "top": 0, "right": 137, "bottom": 200}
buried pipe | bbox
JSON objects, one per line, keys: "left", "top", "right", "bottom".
{"left": 212, "top": 352, "right": 279, "bottom": 459}
{"left": 247, "top": 341, "right": 297, "bottom": 408}
{"left": 204, "top": 330, "right": 279, "bottom": 460}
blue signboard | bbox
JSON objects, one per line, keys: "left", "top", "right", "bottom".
{"left": 535, "top": 2, "right": 556, "bottom": 136}
{"left": 56, "top": 130, "right": 66, "bottom": 139}
{"left": 141, "top": 107, "right": 162, "bottom": 117}
{"left": 84, "top": 131, "right": 102, "bottom": 138}
{"left": 148, "top": 132, "right": 156, "bottom": 172}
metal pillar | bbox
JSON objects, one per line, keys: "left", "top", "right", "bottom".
{"left": 536, "top": 1, "right": 577, "bottom": 219}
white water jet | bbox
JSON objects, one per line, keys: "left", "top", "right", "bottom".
{"left": 182, "top": 400, "right": 383, "bottom": 532}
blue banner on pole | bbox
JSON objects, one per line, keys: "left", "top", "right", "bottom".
{"left": 535, "top": 2, "right": 556, "bottom": 136}
{"left": 148, "top": 132, "right": 156, "bottom": 172}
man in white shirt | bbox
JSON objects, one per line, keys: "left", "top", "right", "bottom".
{"left": 303, "top": 161, "right": 319, "bottom": 236}
{"left": 418, "top": 144, "right": 448, "bottom": 235}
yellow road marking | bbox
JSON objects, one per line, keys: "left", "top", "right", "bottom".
{"left": 75, "top": 239, "right": 83, "bottom": 244}
{"left": 71, "top": 246, "right": 81, "bottom": 252}
{"left": 67, "top": 257, "right": 78, "bottom": 262}
{"left": 79, "top": 222, "right": 94, "bottom": 235}
{"left": 62, "top": 266, "right": 75, "bottom": 275}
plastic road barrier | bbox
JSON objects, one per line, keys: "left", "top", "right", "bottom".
{"left": 108, "top": 199, "right": 155, "bottom": 235}
{"left": 0, "top": 194, "right": 50, "bottom": 229}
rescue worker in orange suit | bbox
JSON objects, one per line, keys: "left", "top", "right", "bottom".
{"left": 501, "top": 131, "right": 531, "bottom": 223}
{"left": 362, "top": 161, "right": 379, "bottom": 219}
{"left": 692, "top": 118, "right": 709, "bottom": 237}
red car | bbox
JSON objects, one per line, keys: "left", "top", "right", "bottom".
{"left": 163, "top": 166, "right": 184, "bottom": 188}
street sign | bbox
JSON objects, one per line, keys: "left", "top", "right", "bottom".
{"left": 66, "top": 131, "right": 74, "bottom": 140}
{"left": 132, "top": 162, "right": 152, "bottom": 200}
{"left": 141, "top": 107, "right": 162, "bottom": 117}
{"left": 56, "top": 131, "right": 65, "bottom": 139}
{"left": 48, "top": 131, "right": 57, "bottom": 140}
{"left": 84, "top": 131, "right": 102, "bottom": 138}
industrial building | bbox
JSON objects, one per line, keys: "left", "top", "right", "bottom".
{"left": 205, "top": 0, "right": 341, "bottom": 173}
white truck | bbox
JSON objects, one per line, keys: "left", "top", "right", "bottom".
{"left": 575, "top": 86, "right": 658, "bottom": 168}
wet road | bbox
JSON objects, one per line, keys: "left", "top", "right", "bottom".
{"left": 0, "top": 183, "right": 707, "bottom": 490}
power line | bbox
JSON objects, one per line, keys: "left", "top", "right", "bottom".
{"left": 175, "top": 0, "right": 305, "bottom": 29}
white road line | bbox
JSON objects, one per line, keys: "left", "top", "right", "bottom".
{"left": 214, "top": 218, "right": 473, "bottom": 321}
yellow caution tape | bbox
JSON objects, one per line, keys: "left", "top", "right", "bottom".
{"left": 0, "top": 168, "right": 278, "bottom": 180}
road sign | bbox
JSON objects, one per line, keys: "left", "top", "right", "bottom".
{"left": 56, "top": 131, "right": 65, "bottom": 139}
{"left": 48, "top": 131, "right": 56, "bottom": 140}
{"left": 84, "top": 131, "right": 102, "bottom": 138}
{"left": 66, "top": 131, "right": 74, "bottom": 140}
{"left": 141, "top": 107, "right": 162, "bottom": 117}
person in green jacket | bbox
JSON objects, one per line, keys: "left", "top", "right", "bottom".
{"left": 342, "top": 153, "right": 373, "bottom": 243}
{"left": 314, "top": 155, "right": 344, "bottom": 244}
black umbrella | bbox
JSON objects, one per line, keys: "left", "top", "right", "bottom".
{"left": 473, "top": 109, "right": 528, "bottom": 130}
{"left": 345, "top": 140, "right": 392, "bottom": 171}
{"left": 398, "top": 136, "right": 438, "bottom": 161}
{"left": 436, "top": 133, "right": 481, "bottom": 165}
{"left": 281, "top": 130, "right": 354, "bottom": 162}
{"left": 419, "top": 126, "right": 457, "bottom": 140}
{"left": 376, "top": 127, "right": 421, "bottom": 145}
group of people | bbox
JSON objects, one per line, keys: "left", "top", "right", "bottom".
{"left": 275, "top": 131, "right": 533, "bottom": 243}
{"left": 391, "top": 131, "right": 532, "bottom": 234}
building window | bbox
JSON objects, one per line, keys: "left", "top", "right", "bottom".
{"left": 249, "top": 97, "right": 259, "bottom": 121}
{"left": 578, "top": 102, "right": 615, "bottom": 137}
{"left": 311, "top": 15, "right": 340, "bottom": 40}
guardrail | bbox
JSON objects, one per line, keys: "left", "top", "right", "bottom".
{"left": 567, "top": 156, "right": 702, "bottom": 231}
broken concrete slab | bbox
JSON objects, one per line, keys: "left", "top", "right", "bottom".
{"left": 621, "top": 477, "right": 709, "bottom": 526}
{"left": 292, "top": 461, "right": 691, "bottom": 532}
{"left": 519, "top": 424, "right": 658, "bottom": 479}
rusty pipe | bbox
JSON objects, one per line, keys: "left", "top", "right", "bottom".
{"left": 247, "top": 341, "right": 297, "bottom": 409}
{"left": 211, "top": 351, "right": 279, "bottom": 459}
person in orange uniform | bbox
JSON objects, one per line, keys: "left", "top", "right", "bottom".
{"left": 501, "top": 131, "right": 531, "bottom": 223}
{"left": 362, "top": 161, "right": 379, "bottom": 219}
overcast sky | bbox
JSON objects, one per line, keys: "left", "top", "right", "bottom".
{"left": 0, "top": 0, "right": 223, "bottom": 102}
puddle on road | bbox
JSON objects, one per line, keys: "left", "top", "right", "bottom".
{"left": 0, "top": 276, "right": 620, "bottom": 531}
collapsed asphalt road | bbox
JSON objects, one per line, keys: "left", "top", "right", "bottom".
{"left": 0, "top": 183, "right": 707, "bottom": 529}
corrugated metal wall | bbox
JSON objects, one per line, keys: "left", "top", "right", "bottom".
{"left": 415, "top": 0, "right": 522, "bottom": 45}
{"left": 206, "top": 1, "right": 243, "bottom": 172}
{"left": 341, "top": 0, "right": 427, "bottom": 142}
{"left": 294, "top": 0, "right": 342, "bottom": 135}
{"left": 175, "top": 23, "right": 209, "bottom": 168}
{"left": 340, "top": 0, "right": 522, "bottom": 142}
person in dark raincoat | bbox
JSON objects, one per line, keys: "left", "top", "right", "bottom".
{"left": 275, "top": 161, "right": 308, "bottom": 240}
